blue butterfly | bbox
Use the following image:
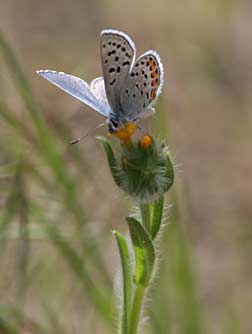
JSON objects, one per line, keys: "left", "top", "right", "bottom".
{"left": 37, "top": 29, "right": 164, "bottom": 141}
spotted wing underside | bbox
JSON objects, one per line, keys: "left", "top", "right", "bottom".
{"left": 100, "top": 29, "right": 135, "bottom": 115}
{"left": 120, "top": 50, "right": 164, "bottom": 121}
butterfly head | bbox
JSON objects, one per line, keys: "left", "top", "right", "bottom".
{"left": 107, "top": 117, "right": 136, "bottom": 142}
{"left": 107, "top": 117, "right": 121, "bottom": 133}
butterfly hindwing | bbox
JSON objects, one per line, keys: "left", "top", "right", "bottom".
{"left": 36, "top": 70, "right": 109, "bottom": 117}
{"left": 120, "top": 50, "right": 164, "bottom": 121}
{"left": 90, "top": 77, "right": 112, "bottom": 115}
{"left": 100, "top": 29, "right": 135, "bottom": 114}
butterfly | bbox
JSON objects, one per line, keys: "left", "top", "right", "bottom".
{"left": 37, "top": 29, "right": 164, "bottom": 142}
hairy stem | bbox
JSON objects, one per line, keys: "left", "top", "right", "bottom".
{"left": 128, "top": 285, "right": 145, "bottom": 334}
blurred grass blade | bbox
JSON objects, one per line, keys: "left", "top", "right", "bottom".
{"left": 0, "top": 317, "right": 18, "bottom": 334}
{"left": 150, "top": 196, "right": 164, "bottom": 239}
{"left": 0, "top": 101, "right": 32, "bottom": 141}
{"left": 0, "top": 31, "right": 111, "bottom": 289}
{"left": 0, "top": 196, "right": 16, "bottom": 252}
{"left": 224, "top": 303, "right": 241, "bottom": 334}
{"left": 126, "top": 217, "right": 155, "bottom": 287}
{"left": 0, "top": 172, "right": 20, "bottom": 254}
{"left": 17, "top": 211, "right": 29, "bottom": 301}
{"left": 113, "top": 231, "right": 132, "bottom": 334}
{"left": 0, "top": 305, "right": 53, "bottom": 334}
{"left": 167, "top": 221, "right": 205, "bottom": 334}
{"left": 153, "top": 96, "right": 170, "bottom": 140}
{"left": 30, "top": 202, "right": 114, "bottom": 325}
{"left": 0, "top": 31, "right": 40, "bottom": 116}
{"left": 40, "top": 301, "right": 66, "bottom": 334}
{"left": 0, "top": 30, "right": 78, "bottom": 211}
{"left": 15, "top": 163, "right": 29, "bottom": 302}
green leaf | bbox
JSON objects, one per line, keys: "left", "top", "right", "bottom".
{"left": 98, "top": 137, "right": 123, "bottom": 188}
{"left": 140, "top": 204, "right": 151, "bottom": 235}
{"left": 150, "top": 196, "right": 164, "bottom": 239}
{"left": 113, "top": 231, "right": 132, "bottom": 334}
{"left": 126, "top": 217, "right": 155, "bottom": 286}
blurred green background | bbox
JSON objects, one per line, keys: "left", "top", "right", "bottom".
{"left": 0, "top": 0, "right": 251, "bottom": 333}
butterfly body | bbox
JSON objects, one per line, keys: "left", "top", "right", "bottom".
{"left": 37, "top": 29, "right": 164, "bottom": 140}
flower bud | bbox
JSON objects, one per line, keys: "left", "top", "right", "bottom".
{"left": 100, "top": 135, "right": 174, "bottom": 204}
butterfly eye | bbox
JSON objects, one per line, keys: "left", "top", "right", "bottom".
{"left": 108, "top": 119, "right": 120, "bottom": 133}
{"left": 111, "top": 119, "right": 119, "bottom": 128}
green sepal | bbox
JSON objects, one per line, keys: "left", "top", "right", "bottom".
{"left": 126, "top": 217, "right": 155, "bottom": 287}
{"left": 98, "top": 137, "right": 123, "bottom": 188}
{"left": 150, "top": 196, "right": 164, "bottom": 239}
{"left": 164, "top": 152, "right": 174, "bottom": 192}
{"left": 113, "top": 231, "right": 132, "bottom": 334}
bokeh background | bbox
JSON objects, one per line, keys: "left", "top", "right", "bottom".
{"left": 0, "top": 0, "right": 251, "bottom": 333}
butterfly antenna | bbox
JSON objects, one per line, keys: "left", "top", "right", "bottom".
{"left": 70, "top": 122, "right": 105, "bottom": 145}
{"left": 137, "top": 122, "right": 145, "bottom": 134}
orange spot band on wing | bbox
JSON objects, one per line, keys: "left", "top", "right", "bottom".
{"left": 150, "top": 89, "right": 156, "bottom": 99}
{"left": 148, "top": 59, "right": 159, "bottom": 101}
{"left": 150, "top": 65, "right": 154, "bottom": 71}
{"left": 152, "top": 79, "right": 158, "bottom": 87}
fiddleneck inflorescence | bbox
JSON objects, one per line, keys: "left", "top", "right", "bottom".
{"left": 100, "top": 135, "right": 174, "bottom": 204}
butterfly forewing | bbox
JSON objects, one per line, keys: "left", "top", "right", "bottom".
{"left": 120, "top": 50, "right": 164, "bottom": 121}
{"left": 36, "top": 70, "right": 109, "bottom": 117}
{"left": 100, "top": 29, "right": 135, "bottom": 114}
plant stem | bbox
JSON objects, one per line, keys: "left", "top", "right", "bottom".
{"left": 128, "top": 284, "right": 145, "bottom": 334}
{"left": 140, "top": 204, "right": 151, "bottom": 233}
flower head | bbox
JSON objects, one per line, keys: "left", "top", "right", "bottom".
{"left": 100, "top": 135, "right": 174, "bottom": 203}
